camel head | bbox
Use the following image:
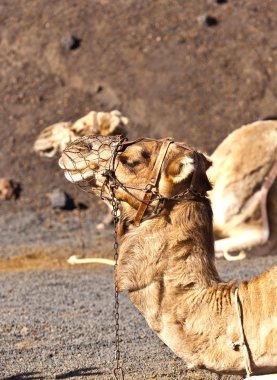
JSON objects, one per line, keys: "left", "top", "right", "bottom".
{"left": 59, "top": 135, "right": 212, "bottom": 220}
{"left": 34, "top": 110, "right": 129, "bottom": 158}
{"left": 71, "top": 110, "right": 128, "bottom": 137}
{"left": 34, "top": 122, "right": 75, "bottom": 158}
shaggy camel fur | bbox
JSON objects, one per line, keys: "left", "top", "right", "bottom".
{"left": 59, "top": 136, "right": 277, "bottom": 377}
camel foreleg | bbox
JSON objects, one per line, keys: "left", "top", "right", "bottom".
{"left": 215, "top": 225, "right": 264, "bottom": 261}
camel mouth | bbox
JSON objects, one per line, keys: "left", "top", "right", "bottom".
{"left": 59, "top": 134, "right": 123, "bottom": 189}
{"left": 58, "top": 156, "right": 98, "bottom": 186}
{"left": 34, "top": 141, "right": 57, "bottom": 158}
{"left": 58, "top": 155, "right": 93, "bottom": 172}
{"left": 41, "top": 147, "right": 56, "bottom": 157}
{"left": 63, "top": 167, "right": 96, "bottom": 184}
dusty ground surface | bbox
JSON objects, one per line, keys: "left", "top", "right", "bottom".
{"left": 1, "top": 255, "right": 277, "bottom": 380}
{"left": 0, "top": 0, "right": 277, "bottom": 379}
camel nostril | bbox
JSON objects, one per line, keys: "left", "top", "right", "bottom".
{"left": 89, "top": 162, "right": 100, "bottom": 170}
{"left": 81, "top": 142, "right": 93, "bottom": 151}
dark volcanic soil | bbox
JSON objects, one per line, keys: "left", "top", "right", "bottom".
{"left": 0, "top": 1, "right": 277, "bottom": 379}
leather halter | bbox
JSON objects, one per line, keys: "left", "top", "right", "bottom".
{"left": 133, "top": 138, "right": 173, "bottom": 226}
{"left": 103, "top": 136, "right": 205, "bottom": 227}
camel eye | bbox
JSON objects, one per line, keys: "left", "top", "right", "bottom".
{"left": 119, "top": 154, "right": 140, "bottom": 169}
{"left": 125, "top": 160, "right": 140, "bottom": 168}
{"left": 141, "top": 150, "right": 151, "bottom": 160}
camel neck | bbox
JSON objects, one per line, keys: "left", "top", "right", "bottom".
{"left": 117, "top": 196, "right": 245, "bottom": 372}
{"left": 164, "top": 198, "right": 221, "bottom": 288}
{"left": 117, "top": 197, "right": 221, "bottom": 293}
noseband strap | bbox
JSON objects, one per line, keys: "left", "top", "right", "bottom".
{"left": 134, "top": 139, "right": 173, "bottom": 226}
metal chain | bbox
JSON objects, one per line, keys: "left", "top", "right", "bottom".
{"left": 110, "top": 185, "right": 125, "bottom": 380}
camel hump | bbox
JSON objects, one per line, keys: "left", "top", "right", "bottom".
{"left": 210, "top": 120, "right": 277, "bottom": 183}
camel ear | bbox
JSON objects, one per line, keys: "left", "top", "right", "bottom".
{"left": 190, "top": 153, "right": 212, "bottom": 195}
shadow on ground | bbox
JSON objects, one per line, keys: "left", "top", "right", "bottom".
{"left": 2, "top": 367, "right": 103, "bottom": 380}
{"left": 56, "top": 367, "right": 103, "bottom": 379}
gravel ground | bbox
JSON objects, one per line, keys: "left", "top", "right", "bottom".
{"left": 1, "top": 255, "right": 277, "bottom": 380}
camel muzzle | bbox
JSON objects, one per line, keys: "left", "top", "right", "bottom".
{"left": 59, "top": 134, "right": 126, "bottom": 192}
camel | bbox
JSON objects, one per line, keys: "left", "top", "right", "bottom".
{"left": 59, "top": 135, "right": 277, "bottom": 377}
{"left": 36, "top": 113, "right": 277, "bottom": 259}
{"left": 208, "top": 120, "right": 277, "bottom": 259}
{"left": 33, "top": 110, "right": 128, "bottom": 157}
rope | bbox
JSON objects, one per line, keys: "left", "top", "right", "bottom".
{"left": 261, "top": 160, "right": 277, "bottom": 243}
{"left": 67, "top": 255, "right": 115, "bottom": 265}
{"left": 233, "top": 288, "right": 252, "bottom": 378}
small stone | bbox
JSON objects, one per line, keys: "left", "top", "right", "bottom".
{"left": 0, "top": 178, "right": 21, "bottom": 202}
{"left": 60, "top": 35, "right": 81, "bottom": 51}
{"left": 96, "top": 85, "right": 103, "bottom": 93}
{"left": 197, "top": 14, "right": 218, "bottom": 27}
{"left": 49, "top": 188, "right": 75, "bottom": 210}
{"left": 20, "top": 326, "right": 29, "bottom": 336}
{"left": 177, "top": 36, "right": 186, "bottom": 44}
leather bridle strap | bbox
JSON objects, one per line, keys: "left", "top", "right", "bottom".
{"left": 134, "top": 138, "right": 173, "bottom": 226}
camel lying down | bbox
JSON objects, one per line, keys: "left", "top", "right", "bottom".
{"left": 33, "top": 109, "right": 128, "bottom": 157}
{"left": 36, "top": 113, "right": 277, "bottom": 260}
{"left": 209, "top": 120, "right": 277, "bottom": 259}
{"left": 59, "top": 135, "right": 277, "bottom": 377}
